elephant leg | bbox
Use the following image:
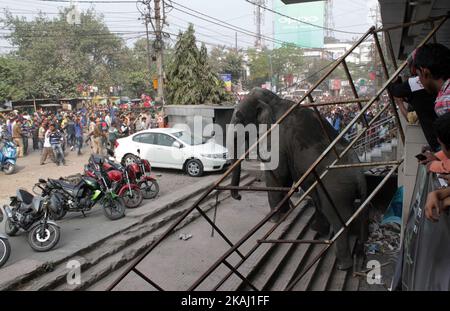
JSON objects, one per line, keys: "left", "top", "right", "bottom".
{"left": 316, "top": 189, "right": 354, "bottom": 270}
{"left": 309, "top": 190, "right": 330, "bottom": 236}
{"left": 352, "top": 200, "right": 369, "bottom": 256}
{"left": 266, "top": 171, "right": 291, "bottom": 223}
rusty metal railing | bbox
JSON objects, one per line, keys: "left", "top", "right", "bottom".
{"left": 107, "top": 14, "right": 449, "bottom": 291}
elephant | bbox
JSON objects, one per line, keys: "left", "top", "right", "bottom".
{"left": 228, "top": 87, "right": 367, "bottom": 270}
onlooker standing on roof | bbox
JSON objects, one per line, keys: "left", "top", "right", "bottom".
{"left": 415, "top": 44, "right": 450, "bottom": 173}
{"left": 415, "top": 43, "right": 450, "bottom": 117}
{"left": 388, "top": 49, "right": 439, "bottom": 151}
{"left": 425, "top": 113, "right": 450, "bottom": 222}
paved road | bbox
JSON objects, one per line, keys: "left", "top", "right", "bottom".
{"left": 0, "top": 146, "right": 223, "bottom": 269}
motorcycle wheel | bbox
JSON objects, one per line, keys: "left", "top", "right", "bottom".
{"left": 49, "top": 208, "right": 67, "bottom": 221}
{"left": 27, "top": 223, "right": 60, "bottom": 252}
{"left": 5, "top": 218, "right": 19, "bottom": 237}
{"left": 140, "top": 180, "right": 159, "bottom": 199}
{"left": 3, "top": 163, "right": 15, "bottom": 175}
{"left": 121, "top": 187, "right": 143, "bottom": 208}
{"left": 102, "top": 197, "right": 126, "bottom": 220}
{"left": 0, "top": 238, "right": 11, "bottom": 268}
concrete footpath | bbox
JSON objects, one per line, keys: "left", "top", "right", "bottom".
{"left": 0, "top": 173, "right": 237, "bottom": 290}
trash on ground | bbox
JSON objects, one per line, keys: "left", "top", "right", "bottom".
{"left": 179, "top": 233, "right": 193, "bottom": 241}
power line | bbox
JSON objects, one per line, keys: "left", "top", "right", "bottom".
{"left": 37, "top": 0, "right": 136, "bottom": 3}
{"left": 169, "top": 1, "right": 307, "bottom": 48}
{"left": 245, "top": 0, "right": 365, "bottom": 35}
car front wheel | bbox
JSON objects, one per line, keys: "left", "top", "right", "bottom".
{"left": 185, "top": 159, "right": 203, "bottom": 177}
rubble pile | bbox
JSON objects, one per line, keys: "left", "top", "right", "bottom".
{"left": 365, "top": 221, "right": 401, "bottom": 255}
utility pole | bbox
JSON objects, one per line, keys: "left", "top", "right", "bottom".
{"left": 138, "top": 0, "right": 166, "bottom": 106}
{"left": 253, "top": 0, "right": 266, "bottom": 49}
{"left": 154, "top": 0, "right": 165, "bottom": 106}
{"left": 143, "top": 15, "right": 152, "bottom": 75}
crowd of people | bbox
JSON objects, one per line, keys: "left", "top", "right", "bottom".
{"left": 387, "top": 43, "right": 450, "bottom": 222}
{"left": 0, "top": 104, "right": 166, "bottom": 166}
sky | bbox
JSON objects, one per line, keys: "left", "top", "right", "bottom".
{"left": 0, "top": 0, "right": 379, "bottom": 53}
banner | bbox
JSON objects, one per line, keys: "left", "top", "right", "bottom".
{"left": 220, "top": 73, "right": 232, "bottom": 92}
{"left": 273, "top": 0, "right": 325, "bottom": 48}
{"left": 392, "top": 165, "right": 450, "bottom": 290}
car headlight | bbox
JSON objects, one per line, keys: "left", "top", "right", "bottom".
{"left": 201, "top": 153, "right": 225, "bottom": 159}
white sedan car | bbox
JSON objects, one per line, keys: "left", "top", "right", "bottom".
{"left": 114, "top": 128, "right": 230, "bottom": 177}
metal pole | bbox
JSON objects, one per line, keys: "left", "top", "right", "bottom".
{"left": 258, "top": 239, "right": 331, "bottom": 244}
{"left": 211, "top": 192, "right": 219, "bottom": 237}
{"left": 300, "top": 97, "right": 371, "bottom": 107}
{"left": 341, "top": 59, "right": 369, "bottom": 127}
{"left": 212, "top": 101, "right": 392, "bottom": 291}
{"left": 308, "top": 94, "right": 341, "bottom": 159}
{"left": 154, "top": 0, "right": 165, "bottom": 106}
{"left": 373, "top": 31, "right": 405, "bottom": 143}
{"left": 375, "top": 14, "right": 448, "bottom": 33}
{"left": 108, "top": 18, "right": 447, "bottom": 291}
{"left": 285, "top": 160, "right": 402, "bottom": 291}
{"left": 385, "top": 31, "right": 398, "bottom": 70}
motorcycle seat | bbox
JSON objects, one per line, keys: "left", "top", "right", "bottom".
{"left": 50, "top": 179, "right": 85, "bottom": 196}
{"left": 16, "top": 188, "right": 41, "bottom": 212}
{"left": 16, "top": 188, "right": 34, "bottom": 205}
{"left": 49, "top": 179, "right": 77, "bottom": 191}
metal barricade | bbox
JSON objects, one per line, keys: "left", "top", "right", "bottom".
{"left": 107, "top": 14, "right": 449, "bottom": 291}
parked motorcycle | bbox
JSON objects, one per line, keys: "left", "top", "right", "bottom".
{"left": 3, "top": 182, "right": 60, "bottom": 252}
{"left": 86, "top": 154, "right": 143, "bottom": 208}
{"left": 46, "top": 155, "right": 126, "bottom": 220}
{"left": 0, "top": 137, "right": 17, "bottom": 175}
{"left": 0, "top": 206, "right": 11, "bottom": 268}
{"left": 131, "top": 149, "right": 159, "bottom": 199}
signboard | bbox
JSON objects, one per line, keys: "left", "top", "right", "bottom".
{"left": 273, "top": 0, "right": 325, "bottom": 48}
{"left": 329, "top": 79, "right": 341, "bottom": 90}
{"left": 392, "top": 165, "right": 450, "bottom": 290}
{"left": 220, "top": 74, "right": 232, "bottom": 92}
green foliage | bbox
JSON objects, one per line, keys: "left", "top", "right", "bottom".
{"left": 165, "top": 24, "right": 229, "bottom": 105}
{"left": 245, "top": 44, "right": 303, "bottom": 89}
{"left": 0, "top": 8, "right": 159, "bottom": 100}
{"left": 208, "top": 46, "right": 244, "bottom": 84}
{"left": 0, "top": 56, "right": 27, "bottom": 101}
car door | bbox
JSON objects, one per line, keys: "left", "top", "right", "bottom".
{"left": 131, "top": 133, "right": 158, "bottom": 165}
{"left": 153, "top": 133, "right": 183, "bottom": 168}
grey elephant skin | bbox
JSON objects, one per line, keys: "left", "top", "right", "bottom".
{"left": 229, "top": 88, "right": 368, "bottom": 270}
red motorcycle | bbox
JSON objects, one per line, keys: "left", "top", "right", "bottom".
{"left": 85, "top": 155, "right": 143, "bottom": 209}
{"left": 127, "top": 150, "right": 159, "bottom": 199}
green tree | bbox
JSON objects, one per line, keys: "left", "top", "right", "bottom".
{"left": 165, "top": 24, "right": 229, "bottom": 105}
{"left": 0, "top": 56, "right": 27, "bottom": 101}
{"left": 1, "top": 8, "right": 129, "bottom": 98}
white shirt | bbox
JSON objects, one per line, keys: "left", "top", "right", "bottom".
{"left": 44, "top": 129, "right": 52, "bottom": 148}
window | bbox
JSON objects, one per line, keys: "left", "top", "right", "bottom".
{"left": 172, "top": 131, "right": 205, "bottom": 145}
{"left": 132, "top": 133, "right": 156, "bottom": 144}
{"left": 156, "top": 133, "right": 176, "bottom": 147}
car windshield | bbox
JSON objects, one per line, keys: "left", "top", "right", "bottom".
{"left": 172, "top": 131, "right": 205, "bottom": 145}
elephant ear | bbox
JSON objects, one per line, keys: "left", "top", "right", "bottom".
{"left": 256, "top": 99, "right": 274, "bottom": 163}
{"left": 256, "top": 99, "right": 274, "bottom": 126}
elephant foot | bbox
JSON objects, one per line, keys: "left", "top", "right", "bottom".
{"left": 336, "top": 257, "right": 353, "bottom": 271}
